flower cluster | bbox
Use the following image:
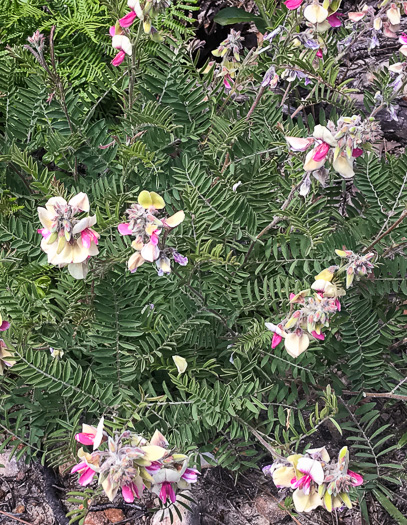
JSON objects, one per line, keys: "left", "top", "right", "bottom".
{"left": 204, "top": 29, "right": 244, "bottom": 90}
{"left": 118, "top": 191, "right": 186, "bottom": 275}
{"left": 286, "top": 117, "right": 381, "bottom": 187}
{"left": 37, "top": 193, "right": 99, "bottom": 280}
{"left": 263, "top": 446, "right": 363, "bottom": 513}
{"left": 284, "top": 0, "right": 342, "bottom": 29}
{"left": 72, "top": 419, "right": 199, "bottom": 505}
{"left": 266, "top": 250, "right": 375, "bottom": 358}
{"left": 335, "top": 249, "right": 375, "bottom": 288}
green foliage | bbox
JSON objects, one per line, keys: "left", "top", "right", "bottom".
{"left": 0, "top": 1, "right": 406, "bottom": 522}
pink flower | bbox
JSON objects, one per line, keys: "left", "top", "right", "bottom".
{"left": 0, "top": 321, "right": 10, "bottom": 332}
{"left": 316, "top": 49, "right": 323, "bottom": 59}
{"left": 352, "top": 148, "right": 364, "bottom": 158}
{"left": 272, "top": 333, "right": 283, "bottom": 349}
{"left": 119, "top": 10, "right": 138, "bottom": 28}
{"left": 348, "top": 470, "right": 363, "bottom": 486}
{"left": 159, "top": 481, "right": 176, "bottom": 503}
{"left": 71, "top": 461, "right": 96, "bottom": 486}
{"left": 81, "top": 228, "right": 99, "bottom": 249}
{"left": 284, "top": 0, "right": 303, "bottom": 9}
{"left": 312, "top": 142, "right": 330, "bottom": 162}
{"left": 311, "top": 331, "right": 325, "bottom": 341}
{"left": 122, "top": 481, "right": 143, "bottom": 502}
{"left": 335, "top": 299, "right": 341, "bottom": 312}
{"left": 224, "top": 75, "right": 233, "bottom": 90}
{"left": 181, "top": 468, "right": 200, "bottom": 483}
{"left": 118, "top": 223, "right": 133, "bottom": 235}
{"left": 327, "top": 13, "right": 342, "bottom": 27}
{"left": 400, "top": 33, "right": 407, "bottom": 45}
{"left": 150, "top": 230, "right": 160, "bottom": 246}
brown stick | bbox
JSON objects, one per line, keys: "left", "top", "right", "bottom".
{"left": 343, "top": 390, "right": 407, "bottom": 401}
{"left": 0, "top": 510, "right": 32, "bottom": 525}
{"left": 246, "top": 86, "right": 266, "bottom": 121}
{"left": 362, "top": 209, "right": 407, "bottom": 254}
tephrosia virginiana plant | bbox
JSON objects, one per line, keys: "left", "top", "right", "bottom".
{"left": 1, "top": 0, "right": 407, "bottom": 522}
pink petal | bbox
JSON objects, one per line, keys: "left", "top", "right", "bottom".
{"left": 112, "top": 50, "right": 126, "bottom": 67}
{"left": 271, "top": 333, "right": 283, "bottom": 349}
{"left": 284, "top": 0, "right": 303, "bottom": 9}
{"left": 327, "top": 13, "right": 342, "bottom": 27}
{"left": 109, "top": 26, "right": 116, "bottom": 38}
{"left": 167, "top": 483, "right": 176, "bottom": 503}
{"left": 37, "top": 228, "right": 51, "bottom": 239}
{"left": 122, "top": 484, "right": 134, "bottom": 503}
{"left": 223, "top": 76, "right": 232, "bottom": 90}
{"left": 75, "top": 432, "right": 95, "bottom": 446}
{"left": 316, "top": 49, "right": 323, "bottom": 59}
{"left": 352, "top": 148, "right": 364, "bottom": 158}
{"left": 348, "top": 470, "right": 363, "bottom": 486}
{"left": 159, "top": 483, "right": 168, "bottom": 503}
{"left": 150, "top": 230, "right": 160, "bottom": 246}
{"left": 311, "top": 331, "right": 325, "bottom": 341}
{"left": 335, "top": 299, "right": 341, "bottom": 312}
{"left": 0, "top": 321, "right": 10, "bottom": 331}
{"left": 81, "top": 229, "right": 92, "bottom": 249}
{"left": 146, "top": 461, "right": 161, "bottom": 474}
{"left": 400, "top": 33, "right": 407, "bottom": 45}
{"left": 348, "top": 11, "right": 366, "bottom": 22}
{"left": 71, "top": 461, "right": 87, "bottom": 474}
{"left": 118, "top": 223, "right": 133, "bottom": 235}
{"left": 78, "top": 467, "right": 95, "bottom": 486}
{"left": 119, "top": 11, "right": 137, "bottom": 28}
{"left": 312, "top": 142, "right": 330, "bottom": 162}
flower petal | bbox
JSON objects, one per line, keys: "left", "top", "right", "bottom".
{"left": 304, "top": 4, "right": 328, "bottom": 24}
{"left": 165, "top": 210, "right": 185, "bottom": 228}
{"left": 68, "top": 192, "right": 90, "bottom": 212}
{"left": 284, "top": 333, "right": 310, "bottom": 358}
{"left": 118, "top": 223, "right": 133, "bottom": 235}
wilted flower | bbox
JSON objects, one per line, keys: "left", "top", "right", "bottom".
{"left": 37, "top": 193, "right": 99, "bottom": 280}
{"left": 172, "top": 355, "right": 187, "bottom": 374}
{"left": 0, "top": 312, "right": 10, "bottom": 332}
{"left": 262, "top": 66, "right": 279, "bottom": 88}
{"left": 50, "top": 348, "right": 64, "bottom": 359}
{"left": 212, "top": 29, "right": 243, "bottom": 62}
{"left": 0, "top": 339, "right": 15, "bottom": 375}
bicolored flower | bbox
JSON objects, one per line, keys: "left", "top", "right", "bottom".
{"left": 122, "top": 481, "right": 143, "bottom": 502}
{"left": 71, "top": 461, "right": 97, "bottom": 486}
{"left": 75, "top": 417, "right": 105, "bottom": 449}
{"left": 291, "top": 457, "right": 324, "bottom": 512}
{"left": 286, "top": 136, "right": 314, "bottom": 152}
{"left": 110, "top": 25, "right": 132, "bottom": 66}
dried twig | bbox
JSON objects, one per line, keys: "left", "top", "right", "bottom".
{"left": 0, "top": 510, "right": 32, "bottom": 525}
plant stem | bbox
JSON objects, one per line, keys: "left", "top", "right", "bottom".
{"left": 362, "top": 209, "right": 407, "bottom": 253}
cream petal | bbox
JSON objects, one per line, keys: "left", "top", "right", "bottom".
{"left": 68, "top": 192, "right": 90, "bottom": 212}
{"left": 128, "top": 252, "right": 145, "bottom": 271}
{"left": 312, "top": 125, "right": 338, "bottom": 147}
{"left": 172, "top": 355, "right": 187, "bottom": 374}
{"left": 293, "top": 488, "right": 323, "bottom": 513}
{"left": 333, "top": 156, "right": 354, "bottom": 178}
{"left": 272, "top": 466, "right": 295, "bottom": 488}
{"left": 152, "top": 468, "right": 182, "bottom": 484}
{"left": 304, "top": 4, "right": 328, "bottom": 24}
{"left": 93, "top": 416, "right": 105, "bottom": 450}
{"left": 307, "top": 447, "right": 330, "bottom": 463}
{"left": 285, "top": 136, "right": 313, "bottom": 151}
{"left": 45, "top": 197, "right": 67, "bottom": 213}
{"left": 71, "top": 240, "right": 90, "bottom": 264}
{"left": 284, "top": 333, "right": 310, "bottom": 358}
{"left": 141, "top": 242, "right": 160, "bottom": 262}
{"left": 38, "top": 207, "right": 55, "bottom": 230}
{"left": 68, "top": 262, "right": 89, "bottom": 279}
{"left": 88, "top": 242, "right": 99, "bottom": 256}
{"left": 140, "top": 445, "right": 166, "bottom": 462}
{"left": 72, "top": 215, "right": 97, "bottom": 234}
{"left": 165, "top": 211, "right": 185, "bottom": 228}
{"left": 400, "top": 45, "right": 407, "bottom": 56}
{"left": 387, "top": 7, "right": 401, "bottom": 25}
{"left": 102, "top": 477, "right": 119, "bottom": 502}
{"left": 389, "top": 62, "right": 404, "bottom": 73}
{"left": 150, "top": 430, "right": 169, "bottom": 448}
{"left": 303, "top": 149, "right": 326, "bottom": 172}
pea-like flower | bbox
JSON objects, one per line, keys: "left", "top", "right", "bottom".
{"left": 335, "top": 249, "right": 375, "bottom": 288}
{"left": 0, "top": 339, "right": 15, "bottom": 375}
{"left": 37, "top": 193, "right": 99, "bottom": 279}
{"left": 110, "top": 25, "right": 132, "bottom": 66}
{"left": 0, "top": 312, "right": 10, "bottom": 332}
